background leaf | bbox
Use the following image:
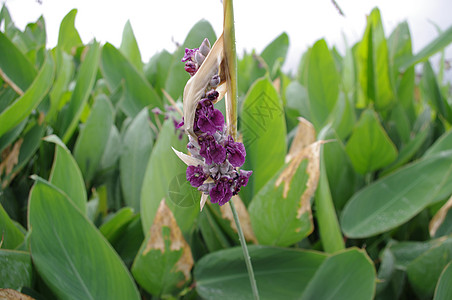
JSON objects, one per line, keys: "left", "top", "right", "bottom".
{"left": 120, "top": 108, "right": 154, "bottom": 211}
{"left": 241, "top": 78, "right": 287, "bottom": 204}
{"left": 119, "top": 20, "right": 143, "bottom": 73}
{"left": 195, "top": 245, "right": 327, "bottom": 300}
{"left": 0, "top": 249, "right": 32, "bottom": 290}
{"left": 28, "top": 178, "right": 140, "bottom": 300}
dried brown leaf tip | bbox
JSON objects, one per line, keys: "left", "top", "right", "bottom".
{"left": 0, "top": 289, "right": 35, "bottom": 300}
{"left": 276, "top": 118, "right": 324, "bottom": 219}
{"left": 144, "top": 199, "right": 193, "bottom": 281}
{"left": 219, "top": 195, "right": 258, "bottom": 244}
{"left": 429, "top": 194, "right": 452, "bottom": 237}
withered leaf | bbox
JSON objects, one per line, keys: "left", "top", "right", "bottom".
{"left": 0, "top": 289, "right": 35, "bottom": 300}
{"left": 429, "top": 194, "right": 452, "bottom": 237}
{"left": 219, "top": 195, "right": 258, "bottom": 244}
{"left": 144, "top": 199, "right": 194, "bottom": 280}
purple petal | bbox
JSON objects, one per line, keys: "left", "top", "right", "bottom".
{"left": 186, "top": 165, "right": 206, "bottom": 187}
{"left": 181, "top": 48, "right": 198, "bottom": 62}
{"left": 225, "top": 137, "right": 246, "bottom": 167}
{"left": 210, "top": 141, "right": 226, "bottom": 164}
{"left": 209, "top": 178, "right": 233, "bottom": 205}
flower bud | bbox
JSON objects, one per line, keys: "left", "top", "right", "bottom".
{"left": 199, "top": 38, "right": 211, "bottom": 56}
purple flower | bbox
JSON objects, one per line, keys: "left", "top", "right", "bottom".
{"left": 225, "top": 136, "right": 246, "bottom": 167}
{"left": 196, "top": 99, "right": 224, "bottom": 134}
{"left": 182, "top": 48, "right": 198, "bottom": 62}
{"left": 210, "top": 177, "right": 234, "bottom": 206}
{"left": 186, "top": 165, "right": 207, "bottom": 187}
{"left": 184, "top": 61, "right": 198, "bottom": 76}
{"left": 198, "top": 135, "right": 226, "bottom": 165}
{"left": 234, "top": 169, "right": 252, "bottom": 195}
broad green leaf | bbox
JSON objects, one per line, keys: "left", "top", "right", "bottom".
{"left": 314, "top": 146, "right": 345, "bottom": 253}
{"left": 45, "top": 135, "right": 87, "bottom": 213}
{"left": 28, "top": 178, "right": 140, "bottom": 300}
{"left": 120, "top": 20, "right": 142, "bottom": 73}
{"left": 57, "top": 42, "right": 101, "bottom": 143}
{"left": 389, "top": 239, "right": 441, "bottom": 270}
{"left": 424, "top": 129, "right": 452, "bottom": 158}
{"left": 0, "top": 204, "right": 24, "bottom": 249}
{"left": 112, "top": 214, "right": 144, "bottom": 267}
{"left": 328, "top": 93, "right": 355, "bottom": 140}
{"left": 0, "top": 54, "right": 54, "bottom": 137}
{"left": 99, "top": 125, "right": 121, "bottom": 171}
{"left": 73, "top": 95, "right": 114, "bottom": 184}
{"left": 433, "top": 261, "right": 452, "bottom": 300}
{"left": 0, "top": 118, "right": 27, "bottom": 153}
{"left": 285, "top": 81, "right": 310, "bottom": 121}
{"left": 195, "top": 245, "right": 327, "bottom": 300}
{"left": 249, "top": 141, "right": 321, "bottom": 246}
{"left": 300, "top": 248, "right": 376, "bottom": 300}
{"left": 0, "top": 32, "right": 36, "bottom": 92}
{"left": 400, "top": 24, "right": 452, "bottom": 70}
{"left": 407, "top": 237, "right": 452, "bottom": 299}
{"left": 307, "top": 39, "right": 340, "bottom": 129}
{"left": 57, "top": 9, "right": 83, "bottom": 54}
{"left": 241, "top": 78, "right": 287, "bottom": 203}
{"left": 356, "top": 8, "right": 394, "bottom": 110}
{"left": 260, "top": 32, "right": 289, "bottom": 73}
{"left": 140, "top": 120, "right": 196, "bottom": 234}
{"left": 341, "top": 150, "right": 452, "bottom": 238}
{"left": 101, "top": 43, "right": 162, "bottom": 117}
{"left": 132, "top": 200, "right": 193, "bottom": 297}
{"left": 0, "top": 249, "right": 32, "bottom": 290}
{"left": 345, "top": 109, "right": 397, "bottom": 174}
{"left": 144, "top": 50, "right": 173, "bottom": 98}
{"left": 120, "top": 108, "right": 154, "bottom": 211}
{"left": 99, "top": 207, "right": 135, "bottom": 244}
{"left": 48, "top": 49, "right": 75, "bottom": 123}
{"left": 165, "top": 20, "right": 216, "bottom": 100}
{"left": 422, "top": 60, "right": 452, "bottom": 122}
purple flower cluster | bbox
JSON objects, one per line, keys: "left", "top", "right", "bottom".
{"left": 181, "top": 39, "right": 252, "bottom": 206}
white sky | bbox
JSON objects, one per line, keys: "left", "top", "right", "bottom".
{"left": 2, "top": 0, "right": 452, "bottom": 74}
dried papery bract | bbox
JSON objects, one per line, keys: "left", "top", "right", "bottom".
{"left": 182, "top": 34, "right": 226, "bottom": 139}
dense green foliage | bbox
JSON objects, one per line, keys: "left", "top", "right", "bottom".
{"left": 1, "top": 5, "right": 452, "bottom": 300}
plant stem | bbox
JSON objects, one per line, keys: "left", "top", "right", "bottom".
{"left": 223, "top": 0, "right": 238, "bottom": 138}
{"left": 229, "top": 200, "right": 260, "bottom": 300}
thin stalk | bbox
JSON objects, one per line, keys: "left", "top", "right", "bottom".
{"left": 229, "top": 200, "right": 260, "bottom": 300}
{"left": 224, "top": 1, "right": 259, "bottom": 298}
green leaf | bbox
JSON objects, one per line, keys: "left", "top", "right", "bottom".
{"left": 44, "top": 135, "right": 87, "bottom": 213}
{"left": 0, "top": 53, "right": 54, "bottom": 137}
{"left": 341, "top": 150, "right": 452, "bottom": 238}
{"left": 260, "top": 32, "right": 289, "bottom": 73}
{"left": 120, "top": 20, "right": 143, "bottom": 73}
{"left": 0, "top": 204, "right": 24, "bottom": 249}
{"left": 120, "top": 108, "right": 154, "bottom": 211}
{"left": 345, "top": 109, "right": 398, "bottom": 174}
{"left": 28, "top": 178, "right": 140, "bottom": 300}
{"left": 57, "top": 9, "right": 83, "bottom": 54}
{"left": 0, "top": 32, "right": 37, "bottom": 92}
{"left": 314, "top": 146, "right": 345, "bottom": 253}
{"left": 356, "top": 8, "right": 394, "bottom": 110}
{"left": 300, "top": 248, "right": 376, "bottom": 300}
{"left": 241, "top": 78, "right": 287, "bottom": 203}
{"left": 0, "top": 249, "right": 32, "bottom": 289}
{"left": 99, "top": 125, "right": 121, "bottom": 171}
{"left": 144, "top": 50, "right": 173, "bottom": 98}
{"left": 165, "top": 20, "right": 216, "bottom": 100}
{"left": 306, "top": 39, "right": 340, "bottom": 128}
{"left": 112, "top": 214, "right": 144, "bottom": 267}
{"left": 195, "top": 245, "right": 327, "bottom": 300}
{"left": 400, "top": 24, "right": 452, "bottom": 70}
{"left": 433, "top": 261, "right": 452, "bottom": 300}
{"left": 424, "top": 129, "right": 452, "bottom": 158}
{"left": 99, "top": 207, "right": 135, "bottom": 244}
{"left": 73, "top": 95, "right": 114, "bottom": 184}
{"left": 58, "top": 42, "right": 101, "bottom": 143}
{"left": 48, "top": 49, "right": 75, "bottom": 123}
{"left": 100, "top": 43, "right": 162, "bottom": 117}
{"left": 140, "top": 120, "right": 196, "bottom": 234}
{"left": 285, "top": 81, "right": 310, "bottom": 121}
{"left": 407, "top": 237, "right": 452, "bottom": 299}
{"left": 249, "top": 140, "right": 320, "bottom": 246}
{"left": 198, "top": 205, "right": 232, "bottom": 252}
{"left": 132, "top": 200, "right": 193, "bottom": 297}
{"left": 422, "top": 60, "right": 452, "bottom": 122}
